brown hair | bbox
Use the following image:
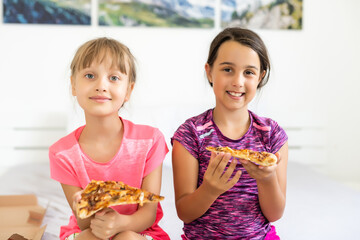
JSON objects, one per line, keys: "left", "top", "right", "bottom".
{"left": 70, "top": 37, "right": 136, "bottom": 83}
{"left": 206, "top": 27, "right": 270, "bottom": 89}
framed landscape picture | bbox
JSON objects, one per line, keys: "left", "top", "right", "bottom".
{"left": 3, "top": 0, "right": 91, "bottom": 25}
{"left": 221, "top": 0, "right": 302, "bottom": 30}
{"left": 99, "top": 0, "right": 215, "bottom": 28}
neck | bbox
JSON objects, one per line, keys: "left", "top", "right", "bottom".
{"left": 82, "top": 113, "right": 122, "bottom": 141}
{"left": 213, "top": 106, "right": 250, "bottom": 133}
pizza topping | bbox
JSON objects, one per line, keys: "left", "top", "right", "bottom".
{"left": 206, "top": 146, "right": 277, "bottom": 167}
{"left": 76, "top": 180, "right": 164, "bottom": 219}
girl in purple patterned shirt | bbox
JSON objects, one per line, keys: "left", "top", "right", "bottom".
{"left": 171, "top": 28, "right": 288, "bottom": 239}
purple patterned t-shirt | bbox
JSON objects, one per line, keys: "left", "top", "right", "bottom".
{"left": 171, "top": 109, "right": 288, "bottom": 239}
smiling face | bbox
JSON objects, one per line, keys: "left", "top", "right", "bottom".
{"left": 71, "top": 51, "right": 134, "bottom": 118}
{"left": 206, "top": 40, "right": 264, "bottom": 112}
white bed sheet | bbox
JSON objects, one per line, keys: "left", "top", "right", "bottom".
{"left": 0, "top": 162, "right": 359, "bottom": 240}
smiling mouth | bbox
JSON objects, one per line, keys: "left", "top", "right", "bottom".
{"left": 89, "top": 96, "right": 112, "bottom": 102}
{"left": 227, "top": 91, "right": 244, "bottom": 97}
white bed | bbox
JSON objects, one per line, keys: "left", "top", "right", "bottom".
{"left": 0, "top": 161, "right": 359, "bottom": 240}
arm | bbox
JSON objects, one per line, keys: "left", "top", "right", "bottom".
{"left": 239, "top": 142, "right": 288, "bottom": 222}
{"left": 90, "top": 164, "right": 163, "bottom": 239}
{"left": 172, "top": 140, "right": 241, "bottom": 223}
{"left": 61, "top": 183, "right": 92, "bottom": 230}
{"left": 257, "top": 142, "right": 288, "bottom": 222}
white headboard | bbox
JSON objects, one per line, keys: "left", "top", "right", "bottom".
{"left": 0, "top": 112, "right": 67, "bottom": 175}
{"left": 285, "top": 126, "right": 326, "bottom": 166}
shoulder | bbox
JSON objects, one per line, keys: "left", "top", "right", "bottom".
{"left": 249, "top": 111, "right": 288, "bottom": 151}
{"left": 250, "top": 111, "right": 283, "bottom": 132}
{"left": 122, "top": 118, "right": 163, "bottom": 140}
{"left": 172, "top": 109, "right": 213, "bottom": 146}
{"left": 171, "top": 109, "right": 213, "bottom": 157}
{"left": 179, "top": 109, "right": 213, "bottom": 131}
{"left": 49, "top": 127, "right": 81, "bottom": 155}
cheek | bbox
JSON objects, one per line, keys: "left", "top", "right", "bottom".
{"left": 247, "top": 78, "right": 260, "bottom": 88}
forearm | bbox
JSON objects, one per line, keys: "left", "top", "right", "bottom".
{"left": 121, "top": 204, "right": 158, "bottom": 233}
{"left": 257, "top": 174, "right": 286, "bottom": 222}
{"left": 176, "top": 184, "right": 219, "bottom": 224}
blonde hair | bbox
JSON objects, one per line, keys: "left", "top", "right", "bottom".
{"left": 70, "top": 37, "right": 136, "bottom": 83}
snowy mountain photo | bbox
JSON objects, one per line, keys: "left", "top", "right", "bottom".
{"left": 99, "top": 0, "right": 214, "bottom": 27}
{"left": 221, "top": 0, "right": 302, "bottom": 29}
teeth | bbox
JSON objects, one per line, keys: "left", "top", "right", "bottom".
{"left": 228, "top": 91, "right": 243, "bottom": 97}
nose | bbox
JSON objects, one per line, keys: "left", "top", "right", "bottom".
{"left": 233, "top": 73, "right": 245, "bottom": 87}
{"left": 96, "top": 88, "right": 106, "bottom": 92}
{"left": 95, "top": 77, "right": 108, "bottom": 92}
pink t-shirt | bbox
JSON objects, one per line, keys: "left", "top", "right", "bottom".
{"left": 49, "top": 118, "right": 169, "bottom": 240}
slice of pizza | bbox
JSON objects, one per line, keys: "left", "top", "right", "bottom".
{"left": 206, "top": 146, "right": 277, "bottom": 167}
{"left": 76, "top": 180, "right": 164, "bottom": 219}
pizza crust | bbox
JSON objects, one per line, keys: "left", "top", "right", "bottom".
{"left": 206, "top": 146, "right": 277, "bottom": 167}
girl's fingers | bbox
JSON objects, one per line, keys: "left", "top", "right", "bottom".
{"left": 220, "top": 158, "right": 237, "bottom": 181}
{"left": 214, "top": 153, "right": 232, "bottom": 177}
{"left": 208, "top": 152, "right": 227, "bottom": 175}
{"left": 90, "top": 218, "right": 102, "bottom": 230}
{"left": 72, "top": 190, "right": 83, "bottom": 212}
{"left": 207, "top": 152, "right": 221, "bottom": 174}
{"left": 240, "top": 159, "right": 258, "bottom": 172}
{"left": 90, "top": 226, "right": 106, "bottom": 240}
{"left": 94, "top": 210, "right": 106, "bottom": 218}
{"left": 239, "top": 159, "right": 248, "bottom": 165}
{"left": 275, "top": 152, "right": 281, "bottom": 164}
{"left": 226, "top": 170, "right": 242, "bottom": 188}
{"left": 72, "top": 190, "right": 83, "bottom": 203}
{"left": 95, "top": 208, "right": 113, "bottom": 219}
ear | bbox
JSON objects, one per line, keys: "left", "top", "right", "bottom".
{"left": 205, "top": 63, "right": 213, "bottom": 85}
{"left": 124, "top": 81, "right": 135, "bottom": 102}
{"left": 71, "top": 76, "right": 76, "bottom": 96}
{"left": 259, "top": 70, "right": 266, "bottom": 83}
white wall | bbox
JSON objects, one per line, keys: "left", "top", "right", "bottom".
{"left": 1, "top": 0, "right": 360, "bottom": 184}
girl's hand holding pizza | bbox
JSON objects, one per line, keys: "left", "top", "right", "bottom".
{"left": 71, "top": 190, "right": 82, "bottom": 213}
{"left": 239, "top": 152, "right": 281, "bottom": 181}
{"left": 202, "top": 152, "right": 242, "bottom": 197}
{"left": 91, "top": 208, "right": 129, "bottom": 239}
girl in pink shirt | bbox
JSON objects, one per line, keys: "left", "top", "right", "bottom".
{"left": 49, "top": 38, "right": 170, "bottom": 240}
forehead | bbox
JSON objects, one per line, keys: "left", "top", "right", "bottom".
{"left": 81, "top": 49, "right": 129, "bottom": 73}
{"left": 216, "top": 41, "right": 260, "bottom": 66}
{"left": 94, "top": 49, "right": 125, "bottom": 66}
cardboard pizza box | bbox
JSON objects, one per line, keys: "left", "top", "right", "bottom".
{"left": 0, "top": 194, "right": 47, "bottom": 240}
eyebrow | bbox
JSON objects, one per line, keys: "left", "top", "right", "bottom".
{"left": 219, "top": 62, "right": 259, "bottom": 71}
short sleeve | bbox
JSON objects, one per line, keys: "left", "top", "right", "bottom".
{"left": 49, "top": 148, "right": 81, "bottom": 187}
{"left": 143, "top": 129, "right": 169, "bottom": 177}
{"left": 269, "top": 121, "right": 288, "bottom": 153}
{"left": 171, "top": 119, "right": 200, "bottom": 159}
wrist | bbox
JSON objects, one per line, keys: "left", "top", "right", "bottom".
{"left": 198, "top": 182, "right": 222, "bottom": 201}
{"left": 256, "top": 172, "right": 277, "bottom": 185}
{"left": 116, "top": 213, "right": 131, "bottom": 232}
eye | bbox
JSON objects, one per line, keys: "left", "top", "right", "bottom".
{"left": 245, "top": 70, "right": 255, "bottom": 76}
{"left": 85, "top": 73, "right": 94, "bottom": 79}
{"left": 223, "top": 67, "right": 232, "bottom": 73}
{"left": 110, "top": 75, "right": 120, "bottom": 81}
